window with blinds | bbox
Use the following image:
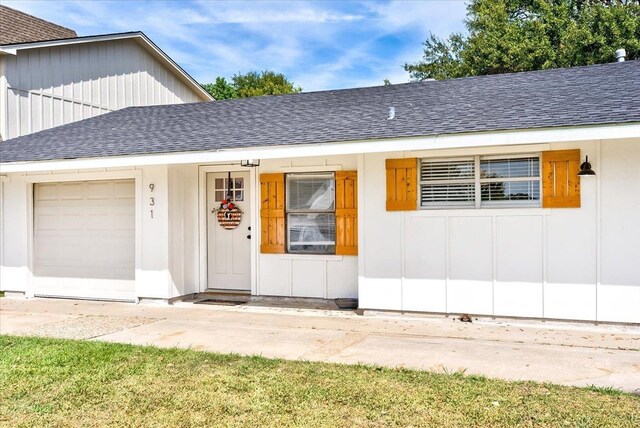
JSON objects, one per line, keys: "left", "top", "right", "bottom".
{"left": 420, "top": 154, "right": 541, "bottom": 209}
{"left": 420, "top": 158, "right": 476, "bottom": 207}
{"left": 286, "top": 173, "right": 336, "bottom": 254}
{"left": 480, "top": 156, "right": 540, "bottom": 206}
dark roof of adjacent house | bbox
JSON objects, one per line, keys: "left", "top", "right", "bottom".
{"left": 0, "top": 5, "right": 77, "bottom": 45}
{"left": 2, "top": 60, "right": 639, "bottom": 164}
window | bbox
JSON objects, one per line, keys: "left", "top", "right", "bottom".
{"left": 420, "top": 157, "right": 475, "bottom": 208}
{"left": 213, "top": 177, "right": 244, "bottom": 202}
{"left": 420, "top": 154, "right": 541, "bottom": 209}
{"left": 286, "top": 173, "right": 336, "bottom": 254}
{"left": 480, "top": 156, "right": 540, "bottom": 206}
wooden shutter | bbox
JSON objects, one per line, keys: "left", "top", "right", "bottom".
{"left": 335, "top": 171, "right": 358, "bottom": 255}
{"left": 386, "top": 158, "right": 417, "bottom": 211}
{"left": 260, "top": 173, "right": 285, "bottom": 253}
{"left": 542, "top": 149, "right": 581, "bottom": 208}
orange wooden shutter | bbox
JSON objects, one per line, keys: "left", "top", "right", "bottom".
{"left": 386, "top": 158, "right": 417, "bottom": 211}
{"left": 542, "top": 149, "right": 581, "bottom": 208}
{"left": 260, "top": 173, "right": 285, "bottom": 253}
{"left": 335, "top": 171, "right": 358, "bottom": 255}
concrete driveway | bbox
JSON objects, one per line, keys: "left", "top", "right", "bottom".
{"left": 1, "top": 297, "right": 639, "bottom": 393}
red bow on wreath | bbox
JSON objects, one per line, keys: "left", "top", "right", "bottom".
{"left": 212, "top": 198, "right": 243, "bottom": 214}
{"left": 219, "top": 199, "right": 236, "bottom": 211}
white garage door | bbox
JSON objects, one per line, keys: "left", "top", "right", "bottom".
{"left": 34, "top": 179, "right": 135, "bottom": 301}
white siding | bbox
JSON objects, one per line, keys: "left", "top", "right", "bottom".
{"left": 1, "top": 136, "right": 637, "bottom": 320}
{"left": 256, "top": 155, "right": 359, "bottom": 299}
{"left": 0, "top": 165, "right": 173, "bottom": 301}
{"left": 360, "top": 139, "right": 640, "bottom": 323}
{"left": 167, "top": 163, "right": 200, "bottom": 297}
{"left": 1, "top": 39, "right": 203, "bottom": 141}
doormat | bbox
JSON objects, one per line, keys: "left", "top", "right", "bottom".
{"left": 194, "top": 299, "right": 246, "bottom": 306}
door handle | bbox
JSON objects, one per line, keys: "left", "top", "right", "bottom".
{"left": 247, "top": 235, "right": 251, "bottom": 239}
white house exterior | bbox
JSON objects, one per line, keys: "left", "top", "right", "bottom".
{"left": 0, "top": 32, "right": 213, "bottom": 141}
{"left": 1, "top": 61, "right": 638, "bottom": 324}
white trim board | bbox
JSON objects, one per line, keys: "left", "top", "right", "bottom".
{"left": 2, "top": 123, "right": 639, "bottom": 174}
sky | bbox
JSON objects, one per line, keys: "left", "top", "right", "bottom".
{"left": 6, "top": 0, "right": 468, "bottom": 92}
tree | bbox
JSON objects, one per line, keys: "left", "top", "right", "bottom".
{"left": 405, "top": 0, "right": 640, "bottom": 80}
{"left": 202, "top": 77, "right": 236, "bottom": 100}
{"left": 202, "top": 71, "right": 301, "bottom": 99}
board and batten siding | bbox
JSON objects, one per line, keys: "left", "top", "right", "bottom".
{"left": 360, "top": 139, "right": 640, "bottom": 324}
{"left": 257, "top": 155, "right": 359, "bottom": 300}
{"left": 0, "top": 38, "right": 202, "bottom": 141}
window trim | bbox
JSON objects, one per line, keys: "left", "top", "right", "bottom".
{"left": 285, "top": 172, "right": 337, "bottom": 255}
{"left": 419, "top": 153, "right": 542, "bottom": 210}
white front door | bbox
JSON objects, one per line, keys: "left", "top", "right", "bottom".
{"left": 206, "top": 171, "right": 252, "bottom": 291}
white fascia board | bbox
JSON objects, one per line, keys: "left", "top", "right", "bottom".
{"left": 1, "top": 33, "right": 213, "bottom": 102}
{"left": 2, "top": 123, "right": 639, "bottom": 174}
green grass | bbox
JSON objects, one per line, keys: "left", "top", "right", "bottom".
{"left": 0, "top": 335, "right": 638, "bottom": 427}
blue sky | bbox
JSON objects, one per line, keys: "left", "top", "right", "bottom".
{"left": 7, "top": 0, "right": 468, "bottom": 92}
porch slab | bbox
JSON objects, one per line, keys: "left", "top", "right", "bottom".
{"left": 1, "top": 297, "right": 639, "bottom": 393}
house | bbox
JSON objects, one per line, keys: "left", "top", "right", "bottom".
{"left": 1, "top": 59, "right": 638, "bottom": 324}
{"left": 0, "top": 5, "right": 213, "bottom": 142}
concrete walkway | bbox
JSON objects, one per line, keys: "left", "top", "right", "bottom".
{"left": 1, "top": 297, "right": 639, "bottom": 393}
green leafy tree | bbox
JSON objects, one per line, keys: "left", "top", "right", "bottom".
{"left": 202, "top": 77, "right": 236, "bottom": 100}
{"left": 203, "top": 71, "right": 301, "bottom": 99}
{"left": 405, "top": 0, "right": 640, "bottom": 80}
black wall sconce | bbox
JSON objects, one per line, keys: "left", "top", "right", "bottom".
{"left": 578, "top": 155, "right": 596, "bottom": 176}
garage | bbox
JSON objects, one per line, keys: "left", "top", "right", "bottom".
{"left": 33, "top": 179, "right": 135, "bottom": 301}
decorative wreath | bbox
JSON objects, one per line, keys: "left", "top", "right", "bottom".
{"left": 212, "top": 198, "right": 243, "bottom": 230}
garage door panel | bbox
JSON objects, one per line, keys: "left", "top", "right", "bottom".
{"left": 114, "top": 210, "right": 135, "bottom": 231}
{"left": 59, "top": 183, "right": 84, "bottom": 200}
{"left": 87, "top": 181, "right": 111, "bottom": 199}
{"left": 34, "top": 179, "right": 135, "bottom": 300}
{"left": 35, "top": 213, "right": 58, "bottom": 231}
{"left": 114, "top": 181, "right": 135, "bottom": 199}
{"left": 59, "top": 213, "right": 83, "bottom": 231}
{"left": 35, "top": 183, "right": 59, "bottom": 200}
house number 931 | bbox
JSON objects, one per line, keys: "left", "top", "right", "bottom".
{"left": 149, "top": 183, "right": 155, "bottom": 218}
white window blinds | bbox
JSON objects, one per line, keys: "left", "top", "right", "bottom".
{"left": 420, "top": 155, "right": 541, "bottom": 209}
{"left": 420, "top": 158, "right": 475, "bottom": 207}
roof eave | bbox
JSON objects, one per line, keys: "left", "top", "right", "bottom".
{"left": 2, "top": 122, "right": 639, "bottom": 174}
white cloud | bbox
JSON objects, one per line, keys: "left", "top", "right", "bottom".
{"left": 366, "top": 0, "right": 468, "bottom": 36}
{"left": 4, "top": 0, "right": 467, "bottom": 91}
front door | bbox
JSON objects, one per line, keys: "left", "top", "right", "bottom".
{"left": 206, "top": 171, "right": 251, "bottom": 291}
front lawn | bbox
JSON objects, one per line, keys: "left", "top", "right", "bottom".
{"left": 1, "top": 335, "right": 638, "bottom": 427}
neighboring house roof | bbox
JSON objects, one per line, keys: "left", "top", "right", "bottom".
{"left": 1, "top": 60, "right": 639, "bottom": 164}
{"left": 0, "top": 31, "right": 213, "bottom": 102}
{"left": 0, "top": 5, "right": 77, "bottom": 44}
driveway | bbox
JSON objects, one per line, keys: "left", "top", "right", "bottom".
{"left": 1, "top": 297, "right": 639, "bottom": 393}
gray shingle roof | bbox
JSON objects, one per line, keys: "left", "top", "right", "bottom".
{"left": 2, "top": 60, "right": 639, "bottom": 164}
{"left": 0, "top": 5, "right": 77, "bottom": 45}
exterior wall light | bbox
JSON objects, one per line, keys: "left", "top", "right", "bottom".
{"left": 241, "top": 159, "right": 260, "bottom": 167}
{"left": 578, "top": 155, "right": 596, "bottom": 176}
